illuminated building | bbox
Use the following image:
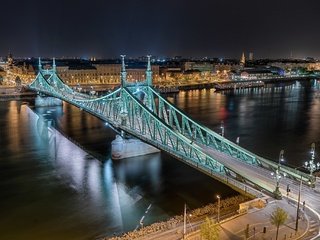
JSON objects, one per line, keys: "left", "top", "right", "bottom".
{"left": 57, "top": 63, "right": 160, "bottom": 85}
{"left": 57, "top": 64, "right": 122, "bottom": 85}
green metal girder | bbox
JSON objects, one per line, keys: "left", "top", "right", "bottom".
{"left": 28, "top": 71, "right": 313, "bottom": 187}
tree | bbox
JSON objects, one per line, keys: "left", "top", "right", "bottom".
{"left": 200, "top": 217, "right": 220, "bottom": 240}
{"left": 270, "top": 207, "right": 288, "bottom": 240}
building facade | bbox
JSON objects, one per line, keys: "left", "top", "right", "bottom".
{"left": 57, "top": 64, "right": 122, "bottom": 85}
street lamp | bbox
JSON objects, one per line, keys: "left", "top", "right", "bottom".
{"left": 183, "top": 203, "right": 193, "bottom": 239}
{"left": 279, "top": 150, "right": 284, "bottom": 165}
{"left": 272, "top": 150, "right": 284, "bottom": 199}
{"left": 220, "top": 121, "right": 224, "bottom": 137}
{"left": 295, "top": 175, "right": 303, "bottom": 232}
{"left": 217, "top": 195, "right": 221, "bottom": 223}
{"left": 183, "top": 203, "right": 186, "bottom": 239}
{"left": 304, "top": 142, "right": 320, "bottom": 177}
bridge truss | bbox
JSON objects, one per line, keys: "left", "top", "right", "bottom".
{"left": 28, "top": 56, "right": 314, "bottom": 198}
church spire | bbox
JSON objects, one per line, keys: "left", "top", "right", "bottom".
{"left": 240, "top": 52, "right": 245, "bottom": 67}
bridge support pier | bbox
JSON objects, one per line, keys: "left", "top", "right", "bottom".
{"left": 35, "top": 95, "right": 63, "bottom": 107}
{"left": 111, "top": 135, "right": 160, "bottom": 160}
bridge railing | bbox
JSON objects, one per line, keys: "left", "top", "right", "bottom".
{"left": 30, "top": 79, "right": 230, "bottom": 181}
{"left": 122, "top": 88, "right": 282, "bottom": 195}
{"left": 143, "top": 86, "right": 312, "bottom": 184}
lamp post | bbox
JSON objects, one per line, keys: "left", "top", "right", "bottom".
{"left": 183, "top": 203, "right": 186, "bottom": 239}
{"left": 220, "top": 121, "right": 224, "bottom": 137}
{"left": 183, "top": 203, "right": 193, "bottom": 239}
{"left": 295, "top": 175, "right": 303, "bottom": 231}
{"left": 278, "top": 150, "right": 284, "bottom": 165}
{"left": 304, "top": 143, "right": 320, "bottom": 187}
{"left": 217, "top": 195, "right": 221, "bottom": 223}
{"left": 272, "top": 150, "right": 284, "bottom": 199}
{"left": 236, "top": 136, "right": 240, "bottom": 145}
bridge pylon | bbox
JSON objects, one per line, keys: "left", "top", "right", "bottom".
{"left": 120, "top": 55, "right": 127, "bottom": 87}
{"left": 38, "top": 57, "right": 42, "bottom": 72}
{"left": 146, "top": 55, "right": 152, "bottom": 86}
{"left": 52, "top": 58, "right": 56, "bottom": 73}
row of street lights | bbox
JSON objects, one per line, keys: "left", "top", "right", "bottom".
{"left": 272, "top": 143, "right": 320, "bottom": 232}
{"left": 220, "top": 122, "right": 319, "bottom": 196}
{"left": 220, "top": 122, "right": 320, "bottom": 179}
{"left": 182, "top": 143, "right": 318, "bottom": 238}
{"left": 304, "top": 142, "right": 320, "bottom": 176}
{"left": 273, "top": 142, "right": 320, "bottom": 199}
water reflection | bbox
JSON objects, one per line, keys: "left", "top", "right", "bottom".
{"left": 173, "top": 81, "right": 320, "bottom": 167}
{"left": 26, "top": 107, "right": 169, "bottom": 236}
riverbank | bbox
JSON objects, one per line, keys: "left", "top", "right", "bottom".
{"left": 214, "top": 81, "right": 264, "bottom": 91}
{"left": 0, "top": 86, "right": 36, "bottom": 100}
{"left": 0, "top": 92, "right": 36, "bottom": 100}
{"left": 105, "top": 195, "right": 251, "bottom": 240}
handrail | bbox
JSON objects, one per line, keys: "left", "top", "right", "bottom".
{"left": 148, "top": 86, "right": 312, "bottom": 183}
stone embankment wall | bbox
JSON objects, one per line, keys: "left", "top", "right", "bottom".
{"left": 106, "top": 195, "right": 251, "bottom": 240}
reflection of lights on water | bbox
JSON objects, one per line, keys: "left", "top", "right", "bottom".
{"left": 45, "top": 125, "right": 157, "bottom": 230}
{"left": 87, "top": 159, "right": 102, "bottom": 201}
{"left": 103, "top": 159, "right": 123, "bottom": 226}
{"left": 148, "top": 154, "right": 161, "bottom": 193}
{"left": 54, "top": 129, "right": 85, "bottom": 190}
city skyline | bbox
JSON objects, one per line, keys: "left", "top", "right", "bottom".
{"left": 2, "top": 1, "right": 320, "bottom": 238}
{"left": 1, "top": 0, "right": 320, "bottom": 59}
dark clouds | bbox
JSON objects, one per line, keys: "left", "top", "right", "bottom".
{"left": 0, "top": 0, "right": 320, "bottom": 58}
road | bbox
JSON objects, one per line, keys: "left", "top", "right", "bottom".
{"left": 199, "top": 143, "right": 320, "bottom": 238}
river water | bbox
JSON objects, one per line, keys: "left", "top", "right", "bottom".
{"left": 1, "top": 80, "right": 320, "bottom": 239}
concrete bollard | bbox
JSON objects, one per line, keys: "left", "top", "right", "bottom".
{"left": 263, "top": 226, "right": 267, "bottom": 233}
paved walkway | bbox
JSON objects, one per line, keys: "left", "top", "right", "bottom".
{"left": 139, "top": 198, "right": 319, "bottom": 240}
{"left": 216, "top": 199, "right": 308, "bottom": 240}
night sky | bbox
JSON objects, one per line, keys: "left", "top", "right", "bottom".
{"left": 1, "top": 0, "right": 320, "bottom": 59}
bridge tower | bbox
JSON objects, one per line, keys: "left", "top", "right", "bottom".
{"left": 146, "top": 55, "right": 153, "bottom": 86}
{"left": 52, "top": 57, "right": 56, "bottom": 73}
{"left": 38, "top": 57, "right": 42, "bottom": 72}
{"left": 34, "top": 57, "right": 63, "bottom": 107}
{"left": 111, "top": 54, "right": 160, "bottom": 159}
{"left": 120, "top": 55, "right": 127, "bottom": 87}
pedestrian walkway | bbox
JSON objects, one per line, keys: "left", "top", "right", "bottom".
{"left": 141, "top": 198, "right": 317, "bottom": 240}
{"left": 217, "top": 199, "right": 307, "bottom": 240}
{"left": 188, "top": 198, "right": 320, "bottom": 240}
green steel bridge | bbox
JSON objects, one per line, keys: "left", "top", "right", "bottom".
{"left": 28, "top": 56, "right": 316, "bottom": 200}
